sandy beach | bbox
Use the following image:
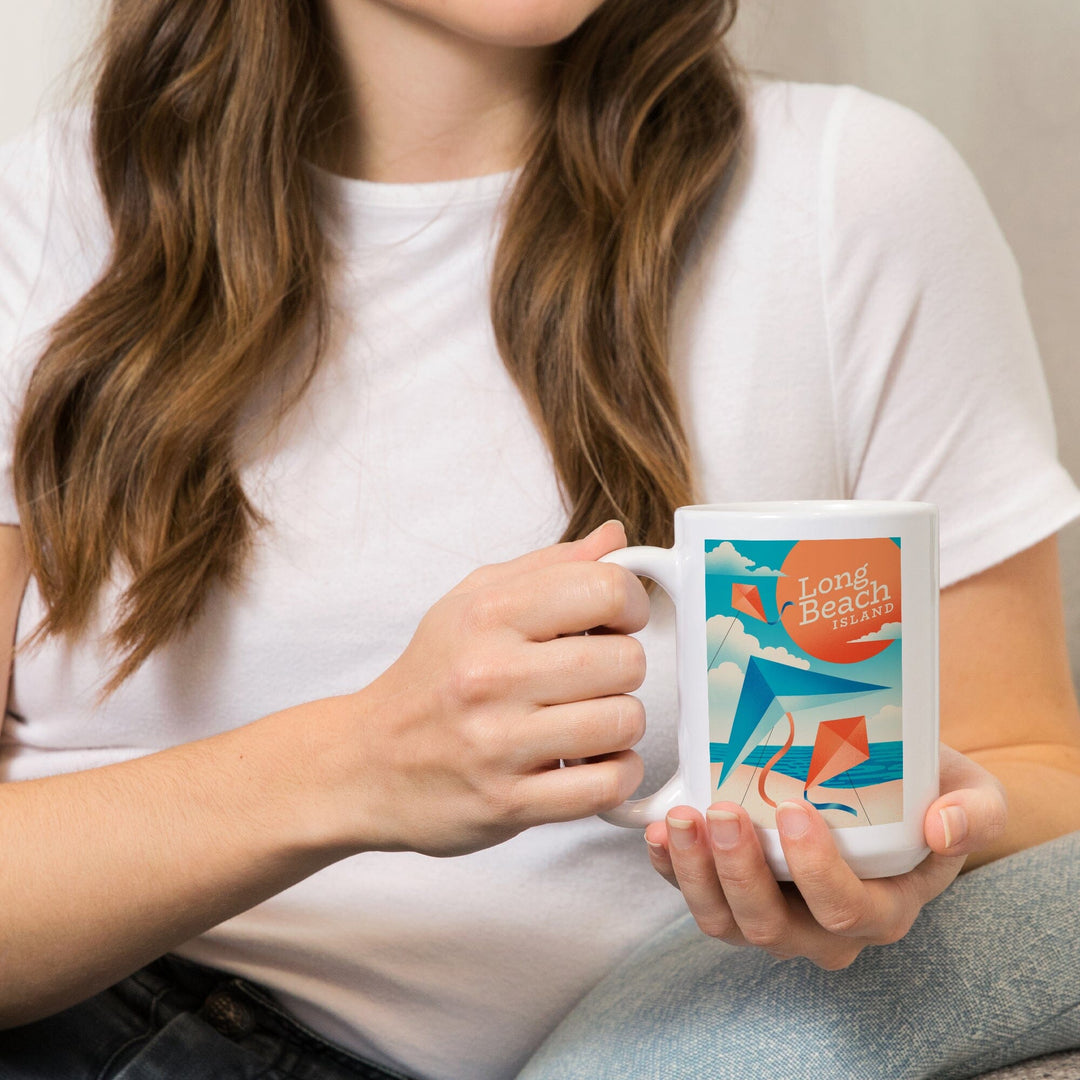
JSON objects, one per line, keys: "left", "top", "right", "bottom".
{"left": 712, "top": 762, "right": 904, "bottom": 829}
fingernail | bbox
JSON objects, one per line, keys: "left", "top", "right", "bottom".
{"left": 645, "top": 837, "right": 666, "bottom": 856}
{"left": 590, "top": 519, "right": 623, "bottom": 536}
{"left": 667, "top": 816, "right": 697, "bottom": 850}
{"left": 706, "top": 808, "right": 740, "bottom": 850}
{"left": 940, "top": 805, "right": 968, "bottom": 849}
{"left": 777, "top": 801, "right": 810, "bottom": 839}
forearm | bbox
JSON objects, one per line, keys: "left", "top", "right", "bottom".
{"left": 963, "top": 743, "right": 1080, "bottom": 870}
{"left": 0, "top": 524, "right": 648, "bottom": 1027}
{"left": 0, "top": 696, "right": 358, "bottom": 1028}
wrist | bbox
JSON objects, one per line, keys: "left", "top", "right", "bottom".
{"left": 249, "top": 689, "right": 386, "bottom": 860}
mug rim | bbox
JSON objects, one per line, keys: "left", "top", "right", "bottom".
{"left": 676, "top": 500, "right": 935, "bottom": 516}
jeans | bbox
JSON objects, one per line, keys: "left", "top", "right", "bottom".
{"left": 1, "top": 832, "right": 1078, "bottom": 1080}
{"left": 516, "top": 829, "right": 1080, "bottom": 1080}
{"left": 0, "top": 953, "right": 413, "bottom": 1080}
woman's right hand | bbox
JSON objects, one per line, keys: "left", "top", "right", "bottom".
{"left": 0, "top": 520, "right": 650, "bottom": 1024}
{"left": 319, "top": 520, "right": 651, "bottom": 857}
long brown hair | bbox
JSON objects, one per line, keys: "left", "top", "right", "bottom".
{"left": 13, "top": 0, "right": 744, "bottom": 691}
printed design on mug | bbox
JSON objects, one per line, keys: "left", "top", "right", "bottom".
{"left": 705, "top": 538, "right": 903, "bottom": 829}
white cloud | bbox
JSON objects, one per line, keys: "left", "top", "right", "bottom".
{"left": 704, "top": 541, "right": 783, "bottom": 577}
{"left": 708, "top": 662, "right": 744, "bottom": 720}
{"left": 848, "top": 621, "right": 902, "bottom": 644}
{"left": 867, "top": 704, "right": 903, "bottom": 742}
{"left": 706, "top": 614, "right": 810, "bottom": 672}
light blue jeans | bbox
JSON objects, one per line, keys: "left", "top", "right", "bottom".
{"left": 516, "top": 830, "right": 1080, "bottom": 1080}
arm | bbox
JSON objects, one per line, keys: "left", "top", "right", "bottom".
{"left": 939, "top": 535, "right": 1080, "bottom": 868}
{"left": 0, "top": 521, "right": 648, "bottom": 1027}
{"left": 0, "top": 527, "right": 368, "bottom": 1025}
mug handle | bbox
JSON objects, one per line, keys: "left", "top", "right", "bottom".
{"left": 597, "top": 545, "right": 689, "bottom": 828}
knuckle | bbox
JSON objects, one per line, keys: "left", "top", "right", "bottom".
{"left": 460, "top": 565, "right": 495, "bottom": 592}
{"left": 696, "top": 914, "right": 736, "bottom": 940}
{"left": 792, "top": 858, "right": 846, "bottom": 903}
{"left": 448, "top": 654, "right": 503, "bottom": 705}
{"left": 818, "top": 903, "right": 867, "bottom": 937}
{"left": 742, "top": 920, "right": 789, "bottom": 951}
{"left": 592, "top": 752, "right": 641, "bottom": 810}
{"left": 876, "top": 912, "right": 916, "bottom": 946}
{"left": 591, "top": 767, "right": 623, "bottom": 811}
{"left": 624, "top": 577, "right": 650, "bottom": 632}
{"left": 815, "top": 945, "right": 863, "bottom": 971}
{"left": 715, "top": 865, "right": 759, "bottom": 899}
{"left": 765, "top": 946, "right": 797, "bottom": 962}
{"left": 591, "top": 563, "right": 629, "bottom": 623}
{"left": 615, "top": 695, "right": 647, "bottom": 748}
{"left": 615, "top": 636, "right": 647, "bottom": 690}
{"left": 793, "top": 857, "right": 835, "bottom": 891}
{"left": 481, "top": 778, "right": 524, "bottom": 825}
{"left": 462, "top": 588, "right": 509, "bottom": 633}
{"left": 465, "top": 713, "right": 513, "bottom": 768}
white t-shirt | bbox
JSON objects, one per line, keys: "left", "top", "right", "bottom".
{"left": 2, "top": 78, "right": 1078, "bottom": 1080}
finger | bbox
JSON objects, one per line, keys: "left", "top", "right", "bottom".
{"left": 926, "top": 791, "right": 1007, "bottom": 860}
{"left": 526, "top": 695, "right": 645, "bottom": 764}
{"left": 776, "top": 801, "right": 909, "bottom": 942}
{"left": 927, "top": 745, "right": 1008, "bottom": 859}
{"left": 520, "top": 561, "right": 652, "bottom": 639}
{"left": 644, "top": 822, "right": 679, "bottom": 889}
{"left": 704, "top": 804, "right": 795, "bottom": 953}
{"left": 443, "top": 633, "right": 643, "bottom": 717}
{"left": 518, "top": 749, "right": 644, "bottom": 824}
{"left": 890, "top": 850, "right": 964, "bottom": 915}
{"left": 664, "top": 809, "right": 740, "bottom": 940}
{"left": 456, "top": 521, "right": 628, "bottom": 593}
{"left": 458, "top": 559, "right": 649, "bottom": 643}
{"left": 885, "top": 745, "right": 1007, "bottom": 908}
{"left": 530, "top": 633, "right": 647, "bottom": 704}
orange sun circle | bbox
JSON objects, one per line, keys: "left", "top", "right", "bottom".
{"left": 775, "top": 538, "right": 901, "bottom": 664}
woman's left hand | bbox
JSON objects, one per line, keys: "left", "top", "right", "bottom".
{"left": 644, "top": 743, "right": 1007, "bottom": 969}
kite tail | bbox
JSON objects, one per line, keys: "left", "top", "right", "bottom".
{"left": 803, "top": 790, "right": 859, "bottom": 816}
{"left": 757, "top": 711, "right": 795, "bottom": 809}
{"left": 767, "top": 601, "right": 795, "bottom": 626}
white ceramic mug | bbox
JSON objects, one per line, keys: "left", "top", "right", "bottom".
{"left": 601, "top": 501, "right": 939, "bottom": 879}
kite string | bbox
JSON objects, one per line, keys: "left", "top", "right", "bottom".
{"left": 708, "top": 615, "right": 738, "bottom": 670}
{"left": 851, "top": 783, "right": 872, "bottom": 825}
{"left": 738, "top": 713, "right": 781, "bottom": 806}
{"left": 709, "top": 600, "right": 795, "bottom": 671}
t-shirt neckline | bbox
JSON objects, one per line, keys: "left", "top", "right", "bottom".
{"left": 306, "top": 160, "right": 520, "bottom": 211}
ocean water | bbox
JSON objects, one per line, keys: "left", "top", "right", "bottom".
{"left": 710, "top": 739, "right": 903, "bottom": 787}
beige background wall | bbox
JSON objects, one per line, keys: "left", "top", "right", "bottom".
{"left": 3, "top": 1, "right": 1080, "bottom": 678}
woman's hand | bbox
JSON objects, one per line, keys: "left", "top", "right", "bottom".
{"left": 318, "top": 520, "right": 650, "bottom": 858}
{"left": 643, "top": 744, "right": 1007, "bottom": 968}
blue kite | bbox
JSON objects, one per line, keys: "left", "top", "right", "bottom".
{"left": 714, "top": 656, "right": 888, "bottom": 790}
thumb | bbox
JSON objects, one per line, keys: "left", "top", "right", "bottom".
{"left": 925, "top": 748, "right": 1008, "bottom": 858}
{"left": 456, "top": 520, "right": 628, "bottom": 593}
{"left": 568, "top": 519, "right": 629, "bottom": 562}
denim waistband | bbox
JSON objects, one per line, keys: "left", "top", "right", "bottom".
{"left": 125, "top": 953, "right": 417, "bottom": 1080}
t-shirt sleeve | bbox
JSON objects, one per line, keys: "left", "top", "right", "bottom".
{"left": 821, "top": 86, "right": 1080, "bottom": 587}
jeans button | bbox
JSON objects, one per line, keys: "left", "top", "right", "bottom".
{"left": 200, "top": 987, "right": 255, "bottom": 1038}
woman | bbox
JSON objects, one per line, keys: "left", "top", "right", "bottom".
{"left": 0, "top": 0, "right": 1078, "bottom": 1078}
